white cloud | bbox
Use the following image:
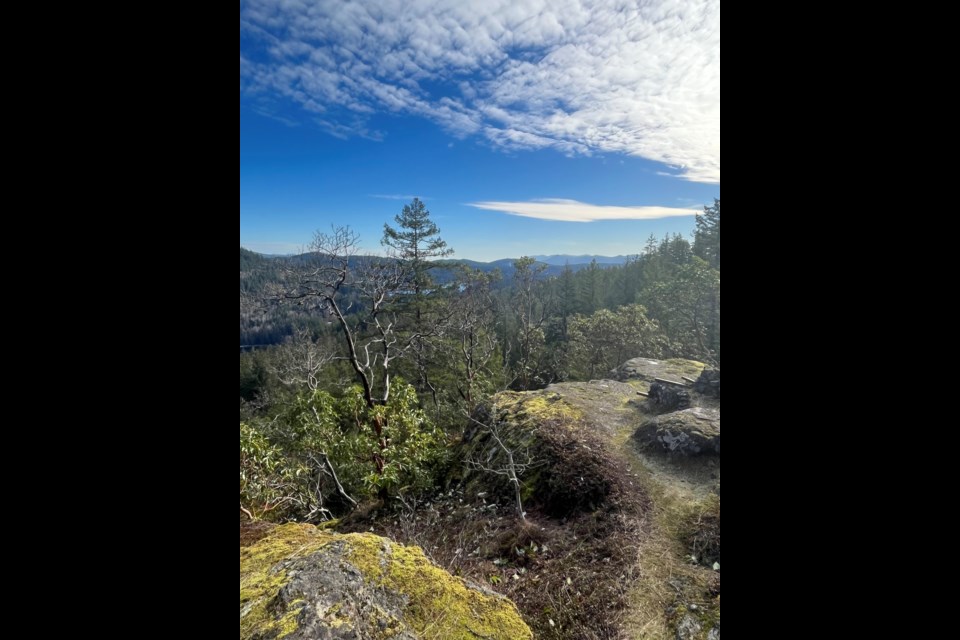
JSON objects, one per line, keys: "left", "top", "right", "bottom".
{"left": 469, "top": 199, "right": 698, "bottom": 222}
{"left": 370, "top": 194, "right": 429, "bottom": 201}
{"left": 240, "top": 0, "right": 720, "bottom": 183}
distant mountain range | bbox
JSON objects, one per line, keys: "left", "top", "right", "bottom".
{"left": 240, "top": 247, "right": 634, "bottom": 346}
{"left": 436, "top": 256, "right": 631, "bottom": 279}
{"left": 531, "top": 254, "right": 633, "bottom": 266}
{"left": 241, "top": 247, "right": 632, "bottom": 269}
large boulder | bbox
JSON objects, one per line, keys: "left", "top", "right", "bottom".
{"left": 633, "top": 408, "right": 720, "bottom": 456}
{"left": 240, "top": 523, "right": 532, "bottom": 640}
{"left": 693, "top": 368, "right": 721, "bottom": 399}
{"left": 648, "top": 380, "right": 691, "bottom": 412}
{"left": 456, "top": 391, "right": 625, "bottom": 517}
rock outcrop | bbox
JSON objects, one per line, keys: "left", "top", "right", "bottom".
{"left": 240, "top": 523, "right": 532, "bottom": 640}
{"left": 615, "top": 357, "right": 705, "bottom": 384}
{"left": 633, "top": 407, "right": 720, "bottom": 456}
{"left": 648, "top": 380, "right": 691, "bottom": 412}
{"left": 457, "top": 391, "right": 624, "bottom": 517}
{"left": 693, "top": 368, "right": 721, "bottom": 399}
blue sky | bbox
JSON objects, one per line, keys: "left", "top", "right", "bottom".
{"left": 240, "top": 0, "right": 720, "bottom": 262}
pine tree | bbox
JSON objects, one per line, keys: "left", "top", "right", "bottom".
{"left": 381, "top": 198, "right": 453, "bottom": 408}
{"left": 694, "top": 198, "right": 720, "bottom": 269}
{"left": 382, "top": 198, "right": 453, "bottom": 302}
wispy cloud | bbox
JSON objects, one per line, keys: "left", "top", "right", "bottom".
{"left": 240, "top": 0, "right": 720, "bottom": 183}
{"left": 370, "top": 194, "right": 429, "bottom": 201}
{"left": 469, "top": 199, "right": 698, "bottom": 223}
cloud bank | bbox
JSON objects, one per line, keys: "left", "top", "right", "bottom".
{"left": 469, "top": 199, "right": 698, "bottom": 222}
{"left": 240, "top": 0, "right": 720, "bottom": 183}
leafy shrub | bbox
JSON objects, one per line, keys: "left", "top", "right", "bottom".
{"left": 240, "top": 382, "right": 448, "bottom": 521}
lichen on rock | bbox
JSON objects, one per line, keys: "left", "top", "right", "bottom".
{"left": 615, "top": 357, "right": 705, "bottom": 383}
{"left": 240, "top": 523, "right": 532, "bottom": 640}
{"left": 634, "top": 407, "right": 720, "bottom": 456}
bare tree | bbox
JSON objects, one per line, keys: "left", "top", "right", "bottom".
{"left": 466, "top": 408, "right": 542, "bottom": 522}
{"left": 271, "top": 226, "right": 444, "bottom": 497}
{"left": 448, "top": 267, "right": 502, "bottom": 412}
{"left": 270, "top": 327, "right": 334, "bottom": 392}
{"left": 274, "top": 226, "right": 417, "bottom": 409}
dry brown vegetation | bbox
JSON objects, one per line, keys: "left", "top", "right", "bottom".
{"left": 338, "top": 392, "right": 653, "bottom": 639}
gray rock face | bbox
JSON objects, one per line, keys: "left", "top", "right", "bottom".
{"left": 275, "top": 540, "right": 417, "bottom": 639}
{"left": 694, "top": 368, "right": 721, "bottom": 398}
{"left": 676, "top": 613, "right": 703, "bottom": 640}
{"left": 240, "top": 524, "right": 532, "bottom": 640}
{"left": 634, "top": 407, "right": 720, "bottom": 456}
{"left": 648, "top": 380, "right": 691, "bottom": 412}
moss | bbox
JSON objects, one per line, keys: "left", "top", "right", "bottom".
{"left": 662, "top": 358, "right": 706, "bottom": 378}
{"left": 275, "top": 600, "right": 304, "bottom": 639}
{"left": 347, "top": 533, "right": 533, "bottom": 640}
{"left": 672, "top": 602, "right": 720, "bottom": 640}
{"left": 240, "top": 523, "right": 330, "bottom": 639}
{"left": 241, "top": 524, "right": 531, "bottom": 640}
{"left": 519, "top": 469, "right": 541, "bottom": 502}
{"left": 496, "top": 391, "right": 584, "bottom": 427}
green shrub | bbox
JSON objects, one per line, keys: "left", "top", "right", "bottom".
{"left": 240, "top": 382, "right": 449, "bottom": 522}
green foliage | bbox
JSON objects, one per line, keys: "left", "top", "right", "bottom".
{"left": 568, "top": 304, "right": 668, "bottom": 379}
{"left": 340, "top": 381, "right": 447, "bottom": 496}
{"left": 240, "top": 422, "right": 310, "bottom": 521}
{"left": 239, "top": 352, "right": 270, "bottom": 402}
{"left": 694, "top": 199, "right": 720, "bottom": 269}
{"left": 510, "top": 257, "right": 551, "bottom": 389}
{"left": 281, "top": 390, "right": 343, "bottom": 454}
{"left": 381, "top": 198, "right": 455, "bottom": 408}
{"left": 240, "top": 198, "right": 721, "bottom": 520}
{"left": 646, "top": 257, "right": 720, "bottom": 361}
{"left": 241, "top": 390, "right": 351, "bottom": 522}
{"left": 437, "top": 266, "right": 505, "bottom": 413}
{"left": 382, "top": 197, "right": 453, "bottom": 293}
{"left": 240, "top": 382, "right": 448, "bottom": 521}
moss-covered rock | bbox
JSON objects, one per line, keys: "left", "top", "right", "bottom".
{"left": 633, "top": 408, "right": 720, "bottom": 456}
{"left": 456, "top": 391, "right": 621, "bottom": 517}
{"left": 615, "top": 357, "right": 705, "bottom": 383}
{"left": 672, "top": 603, "right": 721, "bottom": 640}
{"left": 240, "top": 523, "right": 532, "bottom": 640}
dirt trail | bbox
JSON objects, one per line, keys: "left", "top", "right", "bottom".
{"left": 546, "top": 379, "right": 720, "bottom": 639}
{"left": 545, "top": 380, "right": 717, "bottom": 500}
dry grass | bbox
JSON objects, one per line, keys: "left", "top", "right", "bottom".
{"left": 612, "top": 422, "right": 720, "bottom": 639}
{"left": 315, "top": 381, "right": 720, "bottom": 639}
{"left": 338, "top": 395, "right": 652, "bottom": 639}
{"left": 340, "top": 490, "right": 649, "bottom": 639}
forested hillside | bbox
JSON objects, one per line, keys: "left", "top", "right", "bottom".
{"left": 240, "top": 200, "right": 719, "bottom": 362}
{"left": 239, "top": 198, "right": 720, "bottom": 639}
